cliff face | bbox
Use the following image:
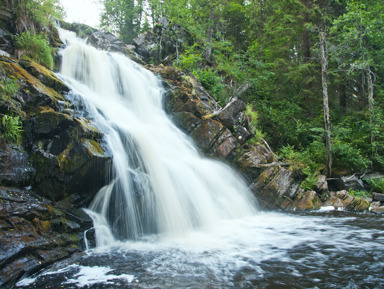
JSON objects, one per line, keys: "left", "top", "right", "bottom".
{"left": 0, "top": 54, "right": 110, "bottom": 288}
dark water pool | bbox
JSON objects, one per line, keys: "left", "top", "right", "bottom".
{"left": 16, "top": 211, "right": 384, "bottom": 289}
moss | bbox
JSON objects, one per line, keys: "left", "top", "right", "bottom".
{"left": 75, "top": 117, "right": 102, "bottom": 138}
{"left": 294, "top": 191, "right": 321, "bottom": 211}
{"left": 35, "top": 109, "right": 72, "bottom": 135}
{"left": 19, "top": 59, "right": 68, "bottom": 93}
{"left": 0, "top": 57, "right": 64, "bottom": 103}
{"left": 346, "top": 197, "right": 370, "bottom": 212}
{"left": 82, "top": 139, "right": 106, "bottom": 157}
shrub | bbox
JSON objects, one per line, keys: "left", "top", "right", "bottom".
{"left": 193, "top": 68, "right": 228, "bottom": 105}
{"left": 15, "top": 32, "right": 54, "bottom": 69}
{"left": 368, "top": 178, "right": 384, "bottom": 194}
{"left": 1, "top": 115, "right": 23, "bottom": 144}
{"left": 280, "top": 144, "right": 323, "bottom": 190}
{"left": 0, "top": 78, "right": 19, "bottom": 101}
{"left": 245, "top": 105, "right": 264, "bottom": 144}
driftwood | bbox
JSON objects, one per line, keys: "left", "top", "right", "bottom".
{"left": 250, "top": 162, "right": 290, "bottom": 168}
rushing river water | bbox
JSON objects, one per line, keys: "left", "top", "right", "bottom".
{"left": 15, "top": 29, "right": 384, "bottom": 288}
{"left": 16, "top": 211, "right": 384, "bottom": 288}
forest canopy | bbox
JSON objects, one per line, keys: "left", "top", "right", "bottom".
{"left": 99, "top": 0, "right": 384, "bottom": 179}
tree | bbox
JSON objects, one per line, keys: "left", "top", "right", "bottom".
{"left": 101, "top": 0, "right": 143, "bottom": 43}
{"left": 331, "top": 0, "right": 384, "bottom": 164}
{"left": 320, "top": 31, "right": 332, "bottom": 176}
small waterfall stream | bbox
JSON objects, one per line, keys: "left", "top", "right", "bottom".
{"left": 58, "top": 29, "right": 257, "bottom": 245}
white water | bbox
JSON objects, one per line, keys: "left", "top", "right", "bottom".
{"left": 58, "top": 29, "right": 257, "bottom": 245}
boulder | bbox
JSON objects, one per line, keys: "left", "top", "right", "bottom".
{"left": 315, "top": 175, "right": 328, "bottom": 194}
{"left": 292, "top": 191, "right": 322, "bottom": 211}
{"left": 371, "top": 206, "right": 384, "bottom": 215}
{"left": 322, "top": 190, "right": 370, "bottom": 212}
{"left": 0, "top": 141, "right": 35, "bottom": 186}
{"left": 0, "top": 29, "right": 12, "bottom": 55}
{"left": 372, "top": 193, "right": 384, "bottom": 202}
{"left": 216, "top": 98, "right": 246, "bottom": 129}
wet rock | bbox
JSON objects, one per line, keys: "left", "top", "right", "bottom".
{"left": 0, "top": 141, "right": 35, "bottom": 186}
{"left": 371, "top": 206, "right": 384, "bottom": 214}
{"left": 252, "top": 167, "right": 302, "bottom": 209}
{"left": 346, "top": 197, "right": 370, "bottom": 212}
{"left": 0, "top": 29, "right": 13, "bottom": 55}
{"left": 372, "top": 193, "right": 384, "bottom": 202}
{"left": 171, "top": 111, "right": 203, "bottom": 134}
{"left": 18, "top": 59, "right": 69, "bottom": 94}
{"left": 190, "top": 119, "right": 225, "bottom": 153}
{"left": 216, "top": 99, "right": 246, "bottom": 129}
{"left": 322, "top": 190, "right": 370, "bottom": 212}
{"left": 315, "top": 175, "right": 328, "bottom": 194}
{"left": 294, "top": 191, "right": 321, "bottom": 211}
{"left": 0, "top": 187, "right": 90, "bottom": 288}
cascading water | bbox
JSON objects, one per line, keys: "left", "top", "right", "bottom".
{"left": 58, "top": 29, "right": 257, "bottom": 245}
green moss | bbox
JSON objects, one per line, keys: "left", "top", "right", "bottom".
{"left": 0, "top": 58, "right": 64, "bottom": 102}
{"left": 75, "top": 117, "right": 101, "bottom": 138}
{"left": 19, "top": 59, "right": 68, "bottom": 93}
{"left": 82, "top": 139, "right": 105, "bottom": 157}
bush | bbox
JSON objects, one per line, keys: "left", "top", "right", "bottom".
{"left": 280, "top": 144, "right": 324, "bottom": 190}
{"left": 15, "top": 32, "right": 54, "bottom": 69}
{"left": 245, "top": 105, "right": 264, "bottom": 144}
{"left": 368, "top": 178, "right": 384, "bottom": 194}
{"left": 1, "top": 115, "right": 23, "bottom": 144}
{"left": 332, "top": 138, "right": 371, "bottom": 173}
{"left": 0, "top": 78, "right": 19, "bottom": 101}
{"left": 193, "top": 68, "right": 228, "bottom": 105}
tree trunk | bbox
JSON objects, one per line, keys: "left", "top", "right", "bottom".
{"left": 320, "top": 31, "right": 332, "bottom": 177}
{"left": 205, "top": 7, "right": 214, "bottom": 60}
{"left": 367, "top": 67, "right": 375, "bottom": 157}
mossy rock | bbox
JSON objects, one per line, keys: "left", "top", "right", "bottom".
{"left": 190, "top": 119, "right": 225, "bottom": 153}
{"left": 171, "top": 111, "right": 202, "bottom": 134}
{"left": 0, "top": 56, "right": 64, "bottom": 109}
{"left": 346, "top": 197, "right": 370, "bottom": 212}
{"left": 34, "top": 108, "right": 72, "bottom": 136}
{"left": 75, "top": 117, "right": 103, "bottom": 139}
{"left": 19, "top": 59, "right": 69, "bottom": 93}
{"left": 293, "top": 191, "right": 322, "bottom": 211}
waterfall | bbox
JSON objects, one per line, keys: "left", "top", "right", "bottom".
{"left": 58, "top": 29, "right": 257, "bottom": 246}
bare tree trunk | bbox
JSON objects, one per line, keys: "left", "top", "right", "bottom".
{"left": 320, "top": 31, "right": 332, "bottom": 177}
{"left": 367, "top": 67, "right": 375, "bottom": 158}
{"left": 205, "top": 7, "right": 214, "bottom": 60}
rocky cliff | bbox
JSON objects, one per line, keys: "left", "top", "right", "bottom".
{"left": 0, "top": 35, "right": 110, "bottom": 287}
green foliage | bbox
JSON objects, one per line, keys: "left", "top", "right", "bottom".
{"left": 176, "top": 46, "right": 203, "bottom": 72}
{"left": 100, "top": 0, "right": 384, "bottom": 176}
{"left": 245, "top": 105, "right": 264, "bottom": 144}
{"left": 1, "top": 115, "right": 23, "bottom": 144}
{"left": 280, "top": 144, "right": 324, "bottom": 190}
{"left": 15, "top": 32, "right": 54, "bottom": 69}
{"left": 23, "top": 0, "right": 64, "bottom": 27}
{"left": 348, "top": 189, "right": 370, "bottom": 199}
{"left": 0, "top": 78, "right": 20, "bottom": 102}
{"left": 368, "top": 178, "right": 384, "bottom": 194}
{"left": 332, "top": 138, "right": 371, "bottom": 173}
{"left": 193, "top": 68, "right": 229, "bottom": 106}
